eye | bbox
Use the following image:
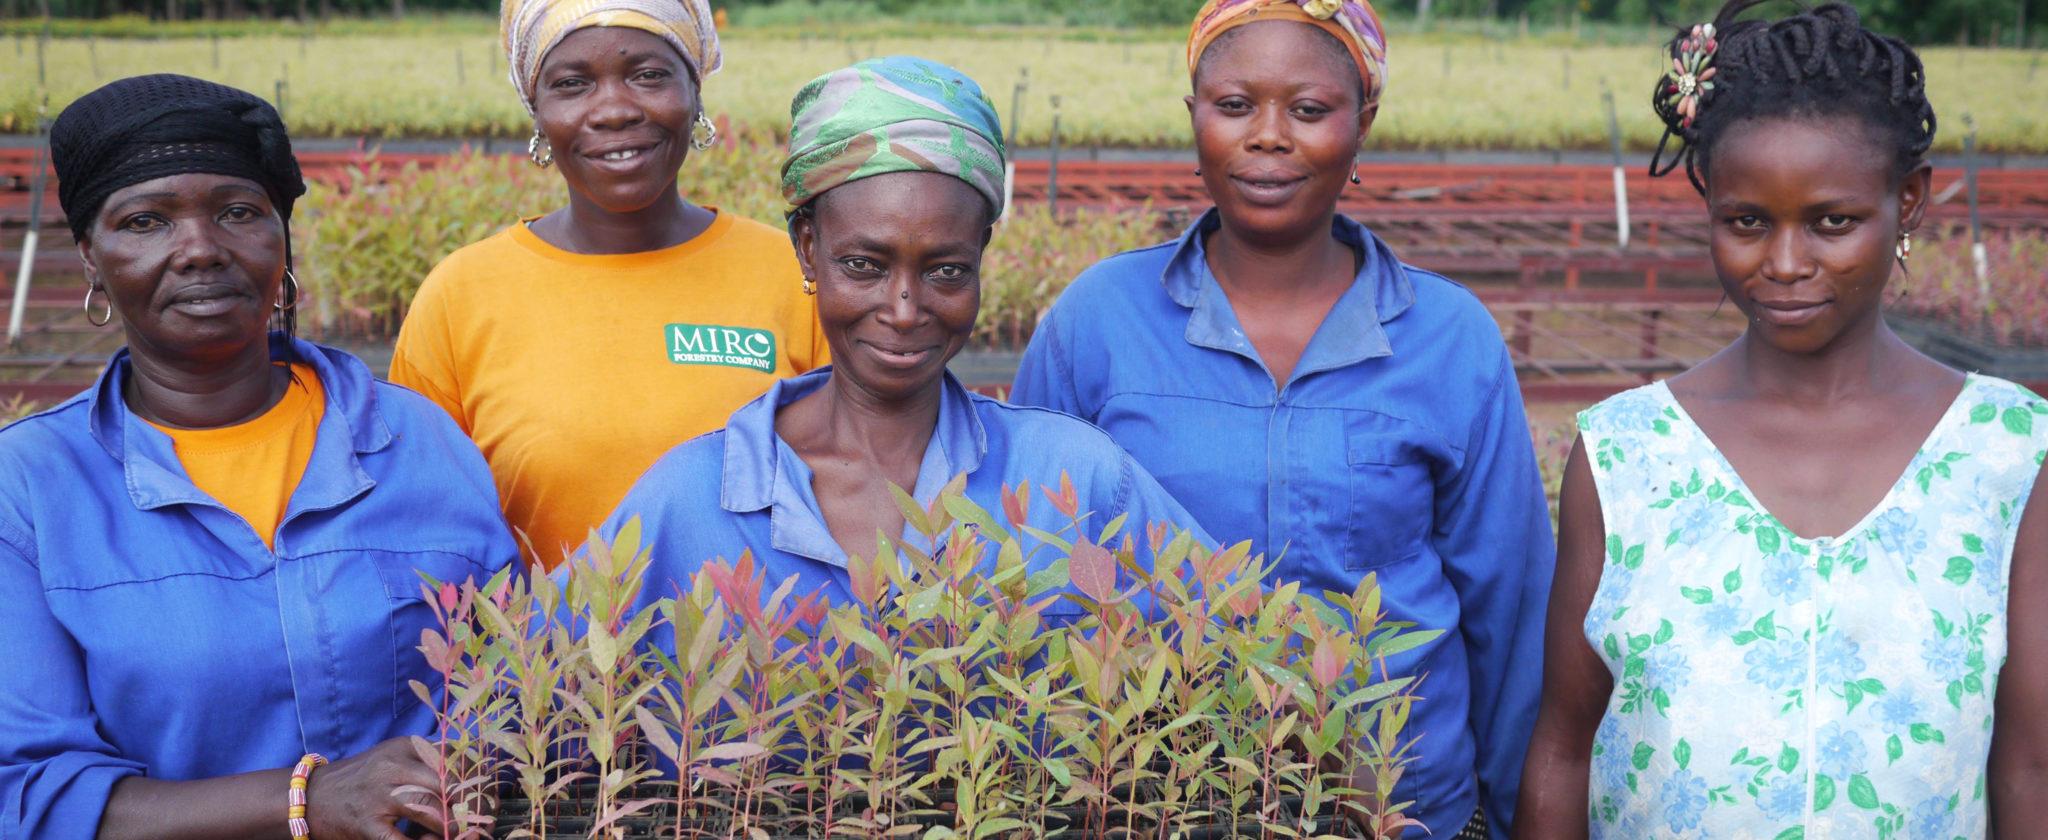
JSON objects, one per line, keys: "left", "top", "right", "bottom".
{"left": 634, "top": 68, "right": 671, "bottom": 83}
{"left": 839, "top": 256, "right": 881, "bottom": 275}
{"left": 1728, "top": 215, "right": 1765, "bottom": 232}
{"left": 221, "top": 204, "right": 262, "bottom": 222}
{"left": 118, "top": 213, "right": 164, "bottom": 233}
{"left": 1292, "top": 102, "right": 1331, "bottom": 118}
{"left": 1815, "top": 214, "right": 1858, "bottom": 233}
{"left": 1215, "top": 97, "right": 1252, "bottom": 115}
{"left": 548, "top": 75, "right": 588, "bottom": 92}
{"left": 929, "top": 264, "right": 974, "bottom": 283}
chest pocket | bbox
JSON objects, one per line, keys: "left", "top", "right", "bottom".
{"left": 373, "top": 550, "right": 495, "bottom": 721}
{"left": 1344, "top": 434, "right": 1433, "bottom": 571}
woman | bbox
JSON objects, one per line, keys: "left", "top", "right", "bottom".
{"left": 1516, "top": 3, "right": 2048, "bottom": 837}
{"left": 391, "top": 0, "right": 827, "bottom": 569}
{"left": 602, "top": 56, "right": 1204, "bottom": 617}
{"left": 0, "top": 75, "right": 518, "bottom": 839}
{"left": 1009, "top": 1, "right": 1552, "bottom": 836}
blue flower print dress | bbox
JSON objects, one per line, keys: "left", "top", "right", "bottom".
{"left": 1577, "top": 374, "right": 2048, "bottom": 839}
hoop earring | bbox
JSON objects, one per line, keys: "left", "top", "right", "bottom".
{"left": 1895, "top": 231, "right": 1912, "bottom": 264}
{"left": 83, "top": 285, "right": 112, "bottom": 327}
{"left": 691, "top": 112, "right": 718, "bottom": 152}
{"left": 528, "top": 128, "right": 553, "bottom": 168}
{"left": 275, "top": 269, "right": 300, "bottom": 313}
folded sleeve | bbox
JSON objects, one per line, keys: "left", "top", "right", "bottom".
{"left": 0, "top": 524, "right": 148, "bottom": 840}
{"left": 1430, "top": 352, "right": 1555, "bottom": 837}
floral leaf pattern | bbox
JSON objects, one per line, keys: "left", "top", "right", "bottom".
{"left": 1575, "top": 376, "right": 2048, "bottom": 838}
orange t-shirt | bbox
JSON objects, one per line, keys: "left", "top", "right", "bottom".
{"left": 146, "top": 363, "right": 325, "bottom": 550}
{"left": 389, "top": 211, "right": 828, "bottom": 569}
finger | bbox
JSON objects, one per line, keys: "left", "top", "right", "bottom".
{"left": 396, "top": 796, "right": 449, "bottom": 834}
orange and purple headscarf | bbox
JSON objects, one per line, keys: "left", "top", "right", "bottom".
{"left": 1187, "top": 0, "right": 1388, "bottom": 111}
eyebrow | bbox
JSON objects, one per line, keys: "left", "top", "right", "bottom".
{"left": 842, "top": 236, "right": 980, "bottom": 259}
{"left": 546, "top": 50, "right": 679, "bottom": 73}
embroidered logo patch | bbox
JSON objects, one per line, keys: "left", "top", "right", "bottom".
{"left": 665, "top": 324, "right": 777, "bottom": 372}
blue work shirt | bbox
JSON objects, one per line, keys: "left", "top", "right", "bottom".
{"left": 603, "top": 367, "right": 1207, "bottom": 625}
{"left": 1011, "top": 210, "right": 1554, "bottom": 839}
{"left": 0, "top": 337, "right": 519, "bottom": 840}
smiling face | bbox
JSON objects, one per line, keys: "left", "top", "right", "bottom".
{"left": 1188, "top": 20, "right": 1374, "bottom": 243}
{"left": 78, "top": 172, "right": 286, "bottom": 366}
{"left": 794, "top": 172, "right": 991, "bottom": 405}
{"left": 1704, "top": 115, "right": 1929, "bottom": 355}
{"left": 532, "top": 26, "right": 698, "bottom": 214}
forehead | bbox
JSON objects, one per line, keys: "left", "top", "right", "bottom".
{"left": 541, "top": 26, "right": 684, "bottom": 69}
{"left": 1706, "top": 115, "right": 1896, "bottom": 202}
{"left": 100, "top": 172, "right": 271, "bottom": 213}
{"left": 812, "top": 172, "right": 991, "bottom": 243}
{"left": 1196, "top": 20, "right": 1356, "bottom": 91}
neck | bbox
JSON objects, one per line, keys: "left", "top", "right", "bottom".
{"left": 124, "top": 338, "right": 285, "bottom": 429}
{"left": 551, "top": 184, "right": 708, "bottom": 255}
{"left": 1731, "top": 311, "right": 1908, "bottom": 404}
{"left": 815, "top": 372, "right": 946, "bottom": 470}
{"left": 1206, "top": 211, "right": 1354, "bottom": 297}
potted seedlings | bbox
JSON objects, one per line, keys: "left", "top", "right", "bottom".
{"left": 415, "top": 481, "right": 1440, "bottom": 839}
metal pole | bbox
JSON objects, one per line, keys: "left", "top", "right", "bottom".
{"left": 1047, "top": 95, "right": 1062, "bottom": 217}
{"left": 1003, "top": 70, "right": 1027, "bottom": 225}
{"left": 8, "top": 104, "right": 51, "bottom": 346}
{"left": 1603, "top": 85, "right": 1630, "bottom": 249}
{"left": 1963, "top": 114, "right": 1988, "bottom": 303}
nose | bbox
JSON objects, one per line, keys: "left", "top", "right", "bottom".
{"left": 876, "top": 272, "right": 925, "bottom": 330}
{"left": 585, "top": 78, "right": 647, "bottom": 132}
{"left": 1759, "top": 227, "right": 1817, "bottom": 285}
{"left": 1245, "top": 101, "right": 1293, "bottom": 154}
{"left": 168, "top": 216, "right": 232, "bottom": 275}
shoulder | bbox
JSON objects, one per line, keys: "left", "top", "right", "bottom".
{"left": 1576, "top": 382, "right": 1674, "bottom": 437}
{"left": 971, "top": 394, "right": 1133, "bottom": 466}
{"left": 0, "top": 398, "right": 98, "bottom": 553}
{"left": 1956, "top": 374, "right": 2048, "bottom": 452}
{"left": 1388, "top": 265, "right": 1509, "bottom": 365}
{"left": 412, "top": 225, "right": 525, "bottom": 301}
{"left": 629, "top": 428, "right": 732, "bottom": 499}
{"left": 716, "top": 214, "right": 797, "bottom": 250}
{"left": 368, "top": 379, "right": 468, "bottom": 437}
{"left": 1047, "top": 239, "right": 1180, "bottom": 313}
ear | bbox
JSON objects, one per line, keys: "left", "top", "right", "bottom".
{"left": 791, "top": 211, "right": 819, "bottom": 276}
{"left": 1184, "top": 93, "right": 1197, "bottom": 127}
{"left": 75, "top": 236, "right": 100, "bottom": 289}
{"left": 1897, "top": 160, "right": 1932, "bottom": 234}
{"left": 1357, "top": 103, "right": 1379, "bottom": 142}
{"left": 979, "top": 223, "right": 995, "bottom": 251}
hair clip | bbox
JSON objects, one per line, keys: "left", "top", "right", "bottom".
{"left": 1663, "top": 23, "right": 1719, "bottom": 129}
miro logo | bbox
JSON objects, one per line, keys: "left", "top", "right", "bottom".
{"left": 665, "top": 324, "right": 778, "bottom": 372}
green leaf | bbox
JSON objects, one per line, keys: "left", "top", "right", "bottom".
{"left": 1756, "top": 526, "right": 1782, "bottom": 555}
{"left": 2004, "top": 406, "right": 2035, "bottom": 436}
{"left": 1848, "top": 774, "right": 1880, "bottom": 809}
{"left": 1607, "top": 534, "right": 1623, "bottom": 565}
{"left": 1725, "top": 491, "right": 1753, "bottom": 509}
{"left": 1845, "top": 683, "right": 1866, "bottom": 714}
{"left": 1753, "top": 612, "right": 1778, "bottom": 640}
{"left": 1724, "top": 569, "right": 1743, "bottom": 593}
{"left": 1773, "top": 828, "right": 1805, "bottom": 840}
{"left": 1910, "top": 723, "right": 1945, "bottom": 744}
{"left": 1732, "top": 630, "right": 1759, "bottom": 646}
{"left": 1778, "top": 745, "right": 1799, "bottom": 773}
{"left": 1631, "top": 742, "right": 1656, "bottom": 771}
{"left": 1886, "top": 734, "right": 1903, "bottom": 764}
{"left": 1624, "top": 543, "right": 1645, "bottom": 570}
{"left": 1654, "top": 619, "right": 1675, "bottom": 645}
{"left": 1948, "top": 681, "right": 1965, "bottom": 708}
{"left": 1971, "top": 403, "right": 1998, "bottom": 424}
{"left": 1962, "top": 533, "right": 1986, "bottom": 554}
{"left": 1814, "top": 775, "right": 1836, "bottom": 811}
{"left": 1856, "top": 678, "right": 1885, "bottom": 695}
{"left": 1944, "top": 556, "right": 1975, "bottom": 586}
{"left": 1652, "top": 418, "right": 1672, "bottom": 436}
{"left": 1681, "top": 586, "right": 1714, "bottom": 605}
{"left": 1674, "top": 738, "right": 1692, "bottom": 770}
{"left": 1042, "top": 757, "right": 1073, "bottom": 787}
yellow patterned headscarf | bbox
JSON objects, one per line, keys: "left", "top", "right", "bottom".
{"left": 501, "top": 0, "right": 722, "bottom": 114}
{"left": 1187, "top": 0, "right": 1388, "bottom": 111}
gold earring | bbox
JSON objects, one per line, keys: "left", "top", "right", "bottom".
{"left": 801, "top": 275, "right": 816, "bottom": 296}
{"left": 691, "top": 112, "right": 718, "bottom": 152}
{"left": 82, "top": 285, "right": 112, "bottom": 327}
{"left": 527, "top": 128, "right": 553, "bottom": 168}
{"left": 1895, "top": 231, "right": 1912, "bottom": 263}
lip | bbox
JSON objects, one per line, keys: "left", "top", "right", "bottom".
{"left": 1227, "top": 171, "right": 1310, "bottom": 206}
{"left": 579, "top": 139, "right": 664, "bottom": 173}
{"left": 858, "top": 340, "right": 939, "bottom": 371}
{"left": 163, "top": 283, "right": 251, "bottom": 317}
{"left": 1751, "top": 298, "right": 1831, "bottom": 327}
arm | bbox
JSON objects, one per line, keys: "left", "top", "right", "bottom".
{"left": 1513, "top": 437, "right": 1613, "bottom": 840}
{"left": 1008, "top": 308, "right": 1086, "bottom": 416}
{"left": 1990, "top": 457, "right": 2048, "bottom": 832}
{"left": 387, "top": 268, "right": 469, "bottom": 432}
{"left": 1430, "top": 357, "right": 1554, "bottom": 837}
{"left": 0, "top": 530, "right": 444, "bottom": 840}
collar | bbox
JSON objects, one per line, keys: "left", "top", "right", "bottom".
{"left": 1158, "top": 208, "right": 1416, "bottom": 380}
{"left": 720, "top": 366, "right": 989, "bottom": 566}
{"left": 86, "top": 334, "right": 392, "bottom": 514}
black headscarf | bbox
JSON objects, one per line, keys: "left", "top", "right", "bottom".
{"left": 50, "top": 74, "right": 306, "bottom": 242}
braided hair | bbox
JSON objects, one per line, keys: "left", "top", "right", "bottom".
{"left": 1649, "top": 0, "right": 1936, "bottom": 195}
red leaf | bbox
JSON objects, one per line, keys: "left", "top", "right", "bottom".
{"left": 1001, "top": 481, "right": 1030, "bottom": 528}
{"left": 1070, "top": 539, "right": 1116, "bottom": 604}
{"left": 437, "top": 582, "right": 460, "bottom": 613}
{"left": 1042, "top": 471, "right": 1080, "bottom": 519}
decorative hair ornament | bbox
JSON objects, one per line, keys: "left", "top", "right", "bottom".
{"left": 1663, "top": 23, "right": 1719, "bottom": 130}
{"left": 1301, "top": 0, "right": 1343, "bottom": 18}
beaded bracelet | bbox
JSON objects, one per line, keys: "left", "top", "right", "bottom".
{"left": 287, "top": 753, "right": 328, "bottom": 840}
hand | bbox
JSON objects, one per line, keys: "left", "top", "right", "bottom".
{"left": 307, "top": 736, "right": 449, "bottom": 840}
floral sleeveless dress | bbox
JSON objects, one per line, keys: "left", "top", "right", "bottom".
{"left": 1577, "top": 374, "right": 2048, "bottom": 840}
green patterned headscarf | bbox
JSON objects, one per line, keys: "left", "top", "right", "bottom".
{"left": 781, "top": 56, "right": 1007, "bottom": 221}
